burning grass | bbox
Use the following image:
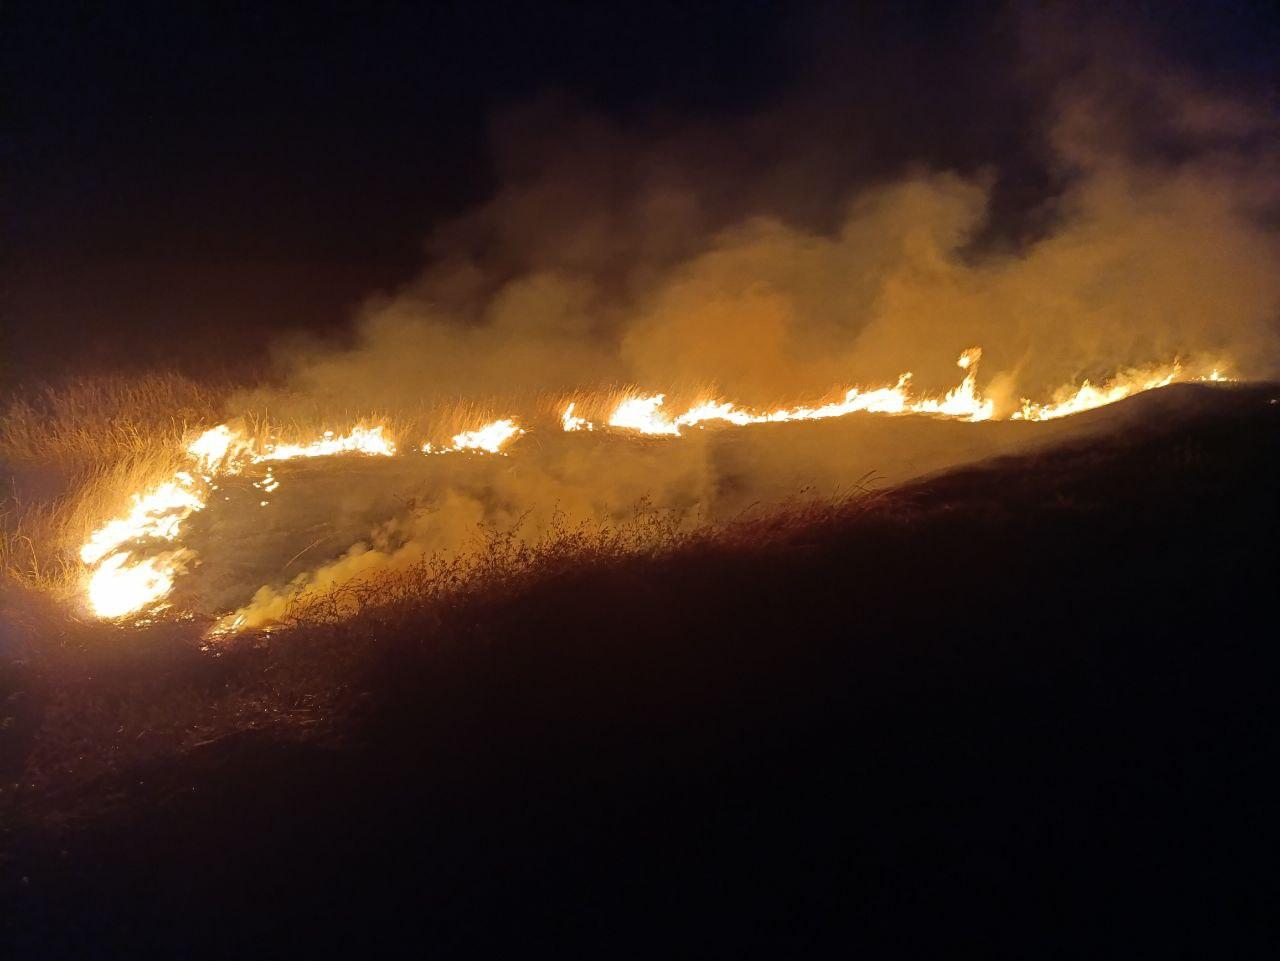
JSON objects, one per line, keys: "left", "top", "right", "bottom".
{"left": 0, "top": 375, "right": 422, "bottom": 597}
{"left": 4, "top": 381, "right": 1275, "bottom": 800}
{"left": 1, "top": 374, "right": 227, "bottom": 595}
{"left": 1, "top": 382, "right": 1276, "bottom": 957}
{"left": 0, "top": 355, "right": 1244, "bottom": 623}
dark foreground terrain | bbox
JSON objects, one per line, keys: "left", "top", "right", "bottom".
{"left": 3, "top": 384, "right": 1278, "bottom": 958}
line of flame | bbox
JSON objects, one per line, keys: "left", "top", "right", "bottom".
{"left": 424, "top": 418, "right": 526, "bottom": 455}
{"left": 1012, "top": 365, "right": 1228, "bottom": 421}
{"left": 604, "top": 348, "right": 993, "bottom": 436}
{"left": 79, "top": 350, "right": 1232, "bottom": 622}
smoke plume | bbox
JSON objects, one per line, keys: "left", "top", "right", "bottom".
{"left": 213, "top": 9, "right": 1280, "bottom": 624}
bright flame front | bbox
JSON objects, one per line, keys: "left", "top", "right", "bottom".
{"left": 80, "top": 423, "right": 398, "bottom": 619}
{"left": 77, "top": 349, "right": 1233, "bottom": 624}
{"left": 601, "top": 349, "right": 993, "bottom": 437}
{"left": 439, "top": 418, "right": 525, "bottom": 454}
{"left": 1013, "top": 363, "right": 1228, "bottom": 421}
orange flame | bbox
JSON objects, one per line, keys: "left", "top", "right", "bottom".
{"left": 78, "top": 349, "right": 1234, "bottom": 623}
{"left": 428, "top": 418, "right": 525, "bottom": 454}
{"left": 1012, "top": 362, "right": 1227, "bottom": 421}
{"left": 81, "top": 424, "right": 396, "bottom": 619}
{"left": 601, "top": 349, "right": 993, "bottom": 437}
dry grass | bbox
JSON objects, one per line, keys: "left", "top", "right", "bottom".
{"left": 0, "top": 370, "right": 723, "bottom": 602}
{"left": 0, "top": 369, "right": 550, "bottom": 601}
{"left": 273, "top": 505, "right": 697, "bottom": 627}
{"left": 1, "top": 374, "right": 229, "bottom": 594}
{"left": 0, "top": 372, "right": 226, "bottom": 468}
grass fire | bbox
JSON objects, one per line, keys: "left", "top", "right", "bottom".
{"left": 3, "top": 2, "right": 1279, "bottom": 957}
{"left": 19, "top": 349, "right": 1233, "bottom": 626}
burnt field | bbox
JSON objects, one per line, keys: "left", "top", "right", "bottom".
{"left": 2, "top": 383, "right": 1276, "bottom": 957}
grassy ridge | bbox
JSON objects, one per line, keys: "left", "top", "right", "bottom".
{"left": 2, "top": 384, "right": 1276, "bottom": 956}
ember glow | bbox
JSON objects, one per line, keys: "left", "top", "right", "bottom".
{"left": 77, "top": 350, "right": 1233, "bottom": 622}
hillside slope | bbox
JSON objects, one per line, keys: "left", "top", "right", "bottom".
{"left": 4, "top": 384, "right": 1279, "bottom": 958}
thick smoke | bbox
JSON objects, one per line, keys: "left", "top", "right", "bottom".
{"left": 216, "top": 12, "right": 1280, "bottom": 625}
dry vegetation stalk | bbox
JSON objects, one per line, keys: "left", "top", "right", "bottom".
{"left": 1, "top": 374, "right": 228, "bottom": 593}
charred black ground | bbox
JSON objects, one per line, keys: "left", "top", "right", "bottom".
{"left": 3, "top": 385, "right": 1276, "bottom": 957}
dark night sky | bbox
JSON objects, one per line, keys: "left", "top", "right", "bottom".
{"left": 4, "top": 0, "right": 1278, "bottom": 379}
